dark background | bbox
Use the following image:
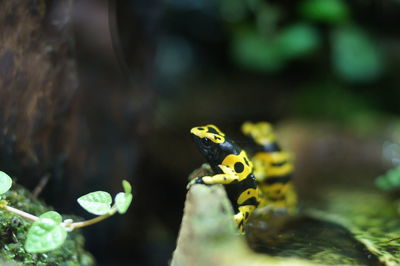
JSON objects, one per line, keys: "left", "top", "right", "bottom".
{"left": 1, "top": 0, "right": 400, "bottom": 265}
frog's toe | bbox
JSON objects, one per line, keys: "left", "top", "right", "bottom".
{"left": 186, "top": 177, "right": 204, "bottom": 189}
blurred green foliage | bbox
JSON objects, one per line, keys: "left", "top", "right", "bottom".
{"left": 231, "top": 23, "right": 319, "bottom": 72}
{"left": 294, "top": 84, "right": 382, "bottom": 133}
{"left": 219, "top": 0, "right": 384, "bottom": 83}
{"left": 376, "top": 165, "right": 400, "bottom": 191}
{"left": 231, "top": 28, "right": 283, "bottom": 72}
{"left": 332, "top": 26, "right": 383, "bottom": 83}
{"left": 220, "top": 0, "right": 248, "bottom": 23}
{"left": 299, "top": 0, "right": 349, "bottom": 24}
{"left": 277, "top": 23, "right": 320, "bottom": 60}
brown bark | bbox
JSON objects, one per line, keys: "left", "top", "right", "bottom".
{"left": 0, "top": 0, "right": 77, "bottom": 180}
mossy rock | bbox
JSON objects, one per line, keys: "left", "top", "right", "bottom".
{"left": 0, "top": 184, "right": 94, "bottom": 266}
{"left": 175, "top": 165, "right": 400, "bottom": 265}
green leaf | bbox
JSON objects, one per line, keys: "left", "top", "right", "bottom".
{"left": 25, "top": 211, "right": 67, "bottom": 253}
{"left": 231, "top": 28, "right": 284, "bottom": 72}
{"left": 77, "top": 191, "right": 112, "bottom": 215}
{"left": 122, "top": 180, "right": 132, "bottom": 194}
{"left": 231, "top": 24, "right": 319, "bottom": 73}
{"left": 0, "top": 171, "right": 12, "bottom": 195}
{"left": 299, "top": 0, "right": 349, "bottom": 24}
{"left": 332, "top": 26, "right": 383, "bottom": 83}
{"left": 376, "top": 165, "right": 400, "bottom": 191}
{"left": 276, "top": 23, "right": 320, "bottom": 59}
{"left": 115, "top": 192, "right": 133, "bottom": 214}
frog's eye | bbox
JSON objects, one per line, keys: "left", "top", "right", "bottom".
{"left": 201, "top": 137, "right": 211, "bottom": 146}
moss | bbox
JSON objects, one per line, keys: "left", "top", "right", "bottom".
{"left": 318, "top": 189, "right": 400, "bottom": 265}
{"left": 0, "top": 184, "right": 94, "bottom": 266}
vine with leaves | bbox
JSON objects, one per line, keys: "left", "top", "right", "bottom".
{"left": 0, "top": 171, "right": 132, "bottom": 253}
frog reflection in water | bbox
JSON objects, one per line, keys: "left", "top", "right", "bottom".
{"left": 188, "top": 123, "right": 297, "bottom": 233}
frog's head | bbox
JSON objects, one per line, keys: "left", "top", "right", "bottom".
{"left": 241, "top": 121, "right": 276, "bottom": 146}
{"left": 191, "top": 125, "right": 229, "bottom": 166}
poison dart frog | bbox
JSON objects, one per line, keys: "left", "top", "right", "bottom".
{"left": 242, "top": 121, "right": 297, "bottom": 214}
{"left": 188, "top": 125, "right": 260, "bottom": 233}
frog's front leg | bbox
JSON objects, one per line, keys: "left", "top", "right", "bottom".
{"left": 187, "top": 165, "right": 239, "bottom": 189}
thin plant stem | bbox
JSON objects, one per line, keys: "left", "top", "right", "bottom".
{"left": 64, "top": 208, "right": 117, "bottom": 230}
{"left": 2, "top": 205, "right": 39, "bottom": 222}
{"left": 1, "top": 203, "right": 118, "bottom": 230}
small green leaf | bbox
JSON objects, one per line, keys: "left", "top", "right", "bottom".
{"left": 332, "top": 26, "right": 383, "bottom": 83}
{"left": 77, "top": 191, "right": 112, "bottom": 215}
{"left": 25, "top": 211, "right": 67, "bottom": 253}
{"left": 299, "top": 0, "right": 349, "bottom": 24}
{"left": 231, "top": 28, "right": 284, "bottom": 72}
{"left": 0, "top": 171, "right": 12, "bottom": 195}
{"left": 376, "top": 165, "right": 400, "bottom": 191}
{"left": 122, "top": 180, "right": 132, "bottom": 194}
{"left": 115, "top": 192, "right": 133, "bottom": 214}
{"left": 276, "top": 23, "right": 320, "bottom": 59}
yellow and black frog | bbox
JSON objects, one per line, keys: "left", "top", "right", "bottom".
{"left": 242, "top": 122, "right": 297, "bottom": 214}
{"left": 188, "top": 124, "right": 261, "bottom": 233}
